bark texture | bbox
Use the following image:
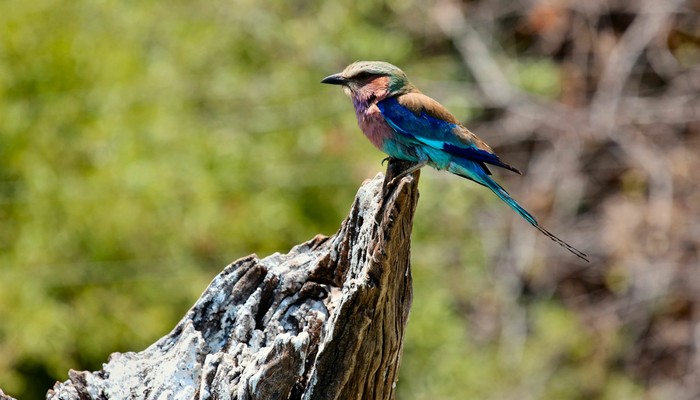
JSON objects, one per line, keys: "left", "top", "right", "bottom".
{"left": 47, "top": 160, "right": 420, "bottom": 400}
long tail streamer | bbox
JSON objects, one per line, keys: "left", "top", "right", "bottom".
{"left": 454, "top": 160, "right": 589, "bottom": 262}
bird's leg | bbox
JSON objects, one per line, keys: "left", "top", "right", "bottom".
{"left": 387, "top": 161, "right": 427, "bottom": 188}
{"left": 395, "top": 161, "right": 426, "bottom": 180}
{"left": 382, "top": 158, "right": 427, "bottom": 199}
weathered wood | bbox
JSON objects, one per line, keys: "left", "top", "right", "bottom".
{"left": 47, "top": 160, "right": 420, "bottom": 400}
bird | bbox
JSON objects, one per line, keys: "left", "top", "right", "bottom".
{"left": 321, "top": 61, "right": 588, "bottom": 262}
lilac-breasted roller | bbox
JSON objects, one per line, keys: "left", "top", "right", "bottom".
{"left": 322, "top": 61, "right": 588, "bottom": 262}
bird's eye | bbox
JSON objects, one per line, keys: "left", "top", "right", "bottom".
{"left": 353, "top": 71, "right": 373, "bottom": 80}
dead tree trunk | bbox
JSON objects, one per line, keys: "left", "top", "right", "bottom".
{"left": 47, "top": 160, "right": 420, "bottom": 400}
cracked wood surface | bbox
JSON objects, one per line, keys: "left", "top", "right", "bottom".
{"left": 47, "top": 159, "right": 420, "bottom": 400}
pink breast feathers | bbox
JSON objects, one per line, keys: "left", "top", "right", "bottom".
{"left": 356, "top": 104, "right": 395, "bottom": 151}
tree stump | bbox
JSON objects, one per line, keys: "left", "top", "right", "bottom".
{"left": 46, "top": 160, "right": 420, "bottom": 400}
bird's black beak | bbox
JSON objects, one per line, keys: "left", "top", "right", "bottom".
{"left": 321, "top": 73, "right": 347, "bottom": 85}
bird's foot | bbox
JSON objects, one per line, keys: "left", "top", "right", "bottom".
{"left": 382, "top": 161, "right": 426, "bottom": 198}
{"left": 392, "top": 161, "right": 427, "bottom": 182}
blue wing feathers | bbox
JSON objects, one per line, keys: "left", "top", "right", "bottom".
{"left": 378, "top": 97, "right": 520, "bottom": 174}
{"left": 377, "top": 97, "right": 460, "bottom": 142}
{"left": 442, "top": 143, "right": 520, "bottom": 174}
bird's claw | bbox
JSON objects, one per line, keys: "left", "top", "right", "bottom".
{"left": 381, "top": 157, "right": 392, "bottom": 166}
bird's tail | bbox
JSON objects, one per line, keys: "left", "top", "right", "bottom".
{"left": 450, "top": 160, "right": 589, "bottom": 262}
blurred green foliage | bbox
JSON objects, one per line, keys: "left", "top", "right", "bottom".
{"left": 0, "top": 0, "right": 641, "bottom": 398}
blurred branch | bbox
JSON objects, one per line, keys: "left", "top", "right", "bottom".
{"left": 432, "top": 0, "right": 515, "bottom": 105}
{"left": 46, "top": 161, "right": 420, "bottom": 400}
{"left": 431, "top": 0, "right": 588, "bottom": 139}
{"left": 590, "top": 0, "right": 686, "bottom": 131}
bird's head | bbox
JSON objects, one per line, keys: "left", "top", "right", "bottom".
{"left": 321, "top": 61, "right": 416, "bottom": 102}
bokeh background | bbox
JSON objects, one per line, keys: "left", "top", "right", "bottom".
{"left": 1, "top": 0, "right": 699, "bottom": 398}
